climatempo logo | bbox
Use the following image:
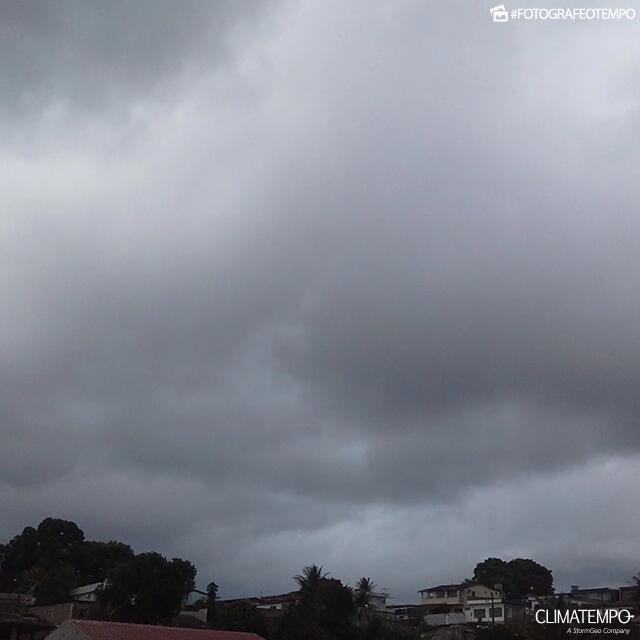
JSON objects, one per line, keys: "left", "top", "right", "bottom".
{"left": 535, "top": 608, "right": 634, "bottom": 634}
{"left": 490, "top": 4, "right": 509, "bottom": 21}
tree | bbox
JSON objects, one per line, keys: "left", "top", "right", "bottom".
{"left": 279, "top": 567, "right": 354, "bottom": 640}
{"left": 294, "top": 564, "right": 328, "bottom": 600}
{"left": 473, "top": 558, "right": 513, "bottom": 595}
{"left": 78, "top": 541, "right": 135, "bottom": 584}
{"left": 472, "top": 557, "right": 553, "bottom": 600}
{"left": 215, "top": 601, "right": 268, "bottom": 637}
{"left": 32, "top": 564, "right": 78, "bottom": 605}
{"left": 315, "top": 578, "right": 355, "bottom": 639}
{"left": 0, "top": 526, "right": 39, "bottom": 591}
{"left": 507, "top": 558, "right": 553, "bottom": 599}
{"left": 33, "top": 518, "right": 85, "bottom": 568}
{"left": 206, "top": 581, "right": 219, "bottom": 626}
{"left": 99, "top": 552, "right": 196, "bottom": 624}
{"left": 354, "top": 577, "right": 377, "bottom": 624}
{"left": 1, "top": 518, "right": 198, "bottom": 615}
{"left": 0, "top": 518, "right": 85, "bottom": 600}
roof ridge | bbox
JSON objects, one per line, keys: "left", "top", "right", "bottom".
{"left": 68, "top": 620, "right": 262, "bottom": 638}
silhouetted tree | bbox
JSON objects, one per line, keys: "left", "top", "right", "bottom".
{"left": 354, "top": 577, "right": 376, "bottom": 624}
{"left": 206, "top": 581, "right": 219, "bottom": 626}
{"left": 99, "top": 552, "right": 196, "bottom": 624}
{"left": 279, "top": 567, "right": 354, "bottom": 640}
{"left": 473, "top": 557, "right": 553, "bottom": 599}
{"left": 215, "top": 601, "right": 268, "bottom": 637}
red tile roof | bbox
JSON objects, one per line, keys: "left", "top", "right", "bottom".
{"left": 67, "top": 619, "right": 264, "bottom": 640}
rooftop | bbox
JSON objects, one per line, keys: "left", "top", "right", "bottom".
{"left": 419, "top": 582, "right": 481, "bottom": 593}
{"left": 65, "top": 619, "right": 264, "bottom": 640}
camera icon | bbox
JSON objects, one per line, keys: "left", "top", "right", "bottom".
{"left": 490, "top": 5, "right": 509, "bottom": 22}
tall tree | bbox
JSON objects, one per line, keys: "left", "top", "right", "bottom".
{"left": 215, "top": 601, "right": 268, "bottom": 637}
{"left": 354, "top": 577, "right": 377, "bottom": 624}
{"left": 0, "top": 518, "right": 85, "bottom": 599}
{"left": 206, "top": 580, "right": 219, "bottom": 626}
{"left": 78, "top": 541, "right": 135, "bottom": 584}
{"left": 473, "top": 557, "right": 553, "bottom": 600}
{"left": 99, "top": 552, "right": 196, "bottom": 624}
{"left": 280, "top": 566, "right": 354, "bottom": 640}
{"left": 294, "top": 564, "right": 327, "bottom": 599}
{"left": 507, "top": 558, "right": 553, "bottom": 599}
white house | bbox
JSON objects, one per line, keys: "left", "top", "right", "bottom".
{"left": 68, "top": 582, "right": 106, "bottom": 603}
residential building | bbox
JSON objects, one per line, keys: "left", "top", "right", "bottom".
{"left": 463, "top": 598, "right": 525, "bottom": 624}
{"left": 68, "top": 584, "right": 105, "bottom": 604}
{"left": 251, "top": 592, "right": 298, "bottom": 611}
{"left": 29, "top": 603, "right": 94, "bottom": 628}
{"left": 418, "top": 583, "right": 501, "bottom": 608}
{"left": 386, "top": 604, "right": 427, "bottom": 624}
{"left": 0, "top": 593, "right": 54, "bottom": 640}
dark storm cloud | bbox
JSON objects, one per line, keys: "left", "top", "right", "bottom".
{"left": 0, "top": 0, "right": 265, "bottom": 115}
{"left": 2, "top": 0, "right": 640, "bottom": 601}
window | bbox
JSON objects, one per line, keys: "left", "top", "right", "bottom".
{"left": 490, "top": 607, "right": 503, "bottom": 618}
{"left": 474, "top": 608, "right": 486, "bottom": 620}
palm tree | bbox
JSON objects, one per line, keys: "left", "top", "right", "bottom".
{"left": 205, "top": 581, "right": 219, "bottom": 625}
{"left": 355, "top": 577, "right": 377, "bottom": 624}
{"left": 294, "top": 564, "right": 327, "bottom": 595}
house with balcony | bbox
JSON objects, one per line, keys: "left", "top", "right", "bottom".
{"left": 418, "top": 582, "right": 502, "bottom": 607}
{"left": 418, "top": 582, "right": 510, "bottom": 627}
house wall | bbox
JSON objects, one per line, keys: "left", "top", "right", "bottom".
{"left": 423, "top": 612, "right": 467, "bottom": 626}
{"left": 420, "top": 590, "right": 462, "bottom": 606}
{"left": 420, "top": 585, "right": 501, "bottom": 606}
{"left": 462, "top": 586, "right": 501, "bottom": 602}
{"left": 29, "top": 602, "right": 93, "bottom": 627}
{"left": 464, "top": 600, "right": 505, "bottom": 624}
{"left": 69, "top": 583, "right": 104, "bottom": 604}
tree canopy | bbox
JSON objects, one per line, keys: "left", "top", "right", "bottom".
{"left": 278, "top": 565, "right": 355, "bottom": 640}
{"left": 473, "top": 557, "right": 554, "bottom": 599}
{"left": 0, "top": 518, "right": 195, "bottom": 621}
{"left": 98, "top": 552, "right": 196, "bottom": 624}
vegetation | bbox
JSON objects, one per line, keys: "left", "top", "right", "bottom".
{"left": 3, "top": 518, "right": 638, "bottom": 640}
{"left": 472, "top": 557, "right": 554, "bottom": 599}
{"left": 215, "top": 600, "right": 268, "bottom": 637}
{"left": 97, "top": 552, "right": 196, "bottom": 624}
{"left": 0, "top": 517, "right": 195, "bottom": 623}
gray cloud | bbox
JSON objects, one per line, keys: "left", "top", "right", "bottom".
{"left": 2, "top": 0, "right": 640, "bottom": 603}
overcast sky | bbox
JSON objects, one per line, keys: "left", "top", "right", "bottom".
{"left": 2, "top": 0, "right": 640, "bottom": 603}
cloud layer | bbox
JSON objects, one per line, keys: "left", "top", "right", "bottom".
{"left": 2, "top": 0, "right": 640, "bottom": 601}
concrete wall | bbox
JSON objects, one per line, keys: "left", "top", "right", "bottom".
{"left": 424, "top": 612, "right": 467, "bottom": 627}
{"left": 29, "top": 603, "right": 93, "bottom": 627}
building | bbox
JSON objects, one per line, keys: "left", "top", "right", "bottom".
{"left": 28, "top": 604, "right": 93, "bottom": 629}
{"left": 366, "top": 592, "right": 389, "bottom": 612}
{"left": 0, "top": 615, "right": 53, "bottom": 640}
{"left": 463, "top": 598, "right": 525, "bottom": 624}
{"left": 416, "top": 581, "right": 531, "bottom": 627}
{"left": 418, "top": 582, "right": 502, "bottom": 626}
{"left": 68, "top": 584, "right": 105, "bottom": 604}
{"left": 418, "top": 583, "right": 501, "bottom": 608}
{"left": 251, "top": 592, "right": 298, "bottom": 612}
{"left": 0, "top": 593, "right": 54, "bottom": 640}
{"left": 386, "top": 604, "right": 427, "bottom": 624}
{"left": 45, "top": 620, "right": 265, "bottom": 640}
